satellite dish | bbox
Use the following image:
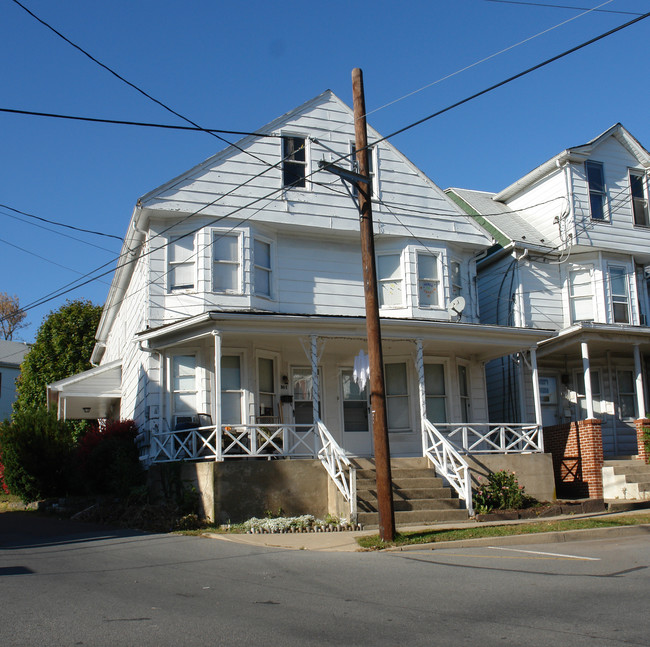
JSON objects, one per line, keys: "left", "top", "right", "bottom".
{"left": 447, "top": 296, "right": 466, "bottom": 319}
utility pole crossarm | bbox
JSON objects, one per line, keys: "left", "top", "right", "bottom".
{"left": 317, "top": 160, "right": 373, "bottom": 194}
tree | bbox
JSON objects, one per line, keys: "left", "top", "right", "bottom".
{"left": 0, "top": 292, "right": 28, "bottom": 340}
{"left": 14, "top": 299, "right": 102, "bottom": 415}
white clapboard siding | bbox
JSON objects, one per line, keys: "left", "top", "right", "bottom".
{"left": 522, "top": 259, "right": 564, "bottom": 330}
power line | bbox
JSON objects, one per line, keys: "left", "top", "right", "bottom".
{"left": 483, "top": 0, "right": 644, "bottom": 15}
{"left": 0, "top": 203, "right": 123, "bottom": 241}
{"left": 4, "top": 9, "right": 647, "bottom": 324}
{"left": 0, "top": 107, "right": 283, "bottom": 137}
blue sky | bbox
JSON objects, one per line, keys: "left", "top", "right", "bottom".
{"left": 2, "top": 0, "right": 649, "bottom": 342}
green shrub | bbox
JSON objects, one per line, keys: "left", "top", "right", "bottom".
{"left": 0, "top": 409, "right": 76, "bottom": 503}
{"left": 473, "top": 469, "right": 531, "bottom": 514}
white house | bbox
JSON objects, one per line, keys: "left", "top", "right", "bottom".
{"left": 448, "top": 124, "right": 650, "bottom": 498}
{"left": 0, "top": 340, "right": 30, "bottom": 421}
{"left": 49, "top": 91, "right": 553, "bottom": 522}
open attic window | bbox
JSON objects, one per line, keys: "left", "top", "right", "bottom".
{"left": 282, "top": 136, "right": 307, "bottom": 189}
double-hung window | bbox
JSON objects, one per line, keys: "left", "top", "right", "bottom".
{"left": 616, "top": 370, "right": 637, "bottom": 419}
{"left": 254, "top": 239, "right": 272, "bottom": 298}
{"left": 282, "top": 136, "right": 307, "bottom": 189}
{"left": 417, "top": 253, "right": 440, "bottom": 307}
{"left": 586, "top": 161, "right": 607, "bottom": 221}
{"left": 168, "top": 235, "right": 195, "bottom": 291}
{"left": 424, "top": 363, "right": 446, "bottom": 422}
{"left": 212, "top": 233, "right": 240, "bottom": 293}
{"left": 609, "top": 266, "right": 630, "bottom": 324}
{"left": 569, "top": 267, "right": 594, "bottom": 323}
{"left": 171, "top": 354, "right": 197, "bottom": 428}
{"left": 377, "top": 254, "right": 403, "bottom": 307}
{"left": 450, "top": 261, "right": 462, "bottom": 300}
{"left": 630, "top": 171, "right": 649, "bottom": 227}
{"left": 221, "top": 355, "right": 243, "bottom": 425}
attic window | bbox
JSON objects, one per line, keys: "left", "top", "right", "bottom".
{"left": 585, "top": 161, "right": 607, "bottom": 221}
{"left": 282, "top": 136, "right": 306, "bottom": 189}
{"left": 629, "top": 171, "right": 649, "bottom": 227}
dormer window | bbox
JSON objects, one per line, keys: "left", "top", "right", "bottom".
{"left": 282, "top": 136, "right": 307, "bottom": 189}
{"left": 585, "top": 161, "right": 607, "bottom": 221}
{"left": 630, "top": 171, "right": 649, "bottom": 227}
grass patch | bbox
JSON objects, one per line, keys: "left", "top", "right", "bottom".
{"left": 356, "top": 513, "right": 650, "bottom": 550}
{"left": 0, "top": 493, "right": 26, "bottom": 512}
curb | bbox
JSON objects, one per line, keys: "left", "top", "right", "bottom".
{"left": 386, "top": 523, "right": 650, "bottom": 552}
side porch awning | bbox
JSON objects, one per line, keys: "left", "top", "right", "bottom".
{"left": 47, "top": 359, "right": 122, "bottom": 420}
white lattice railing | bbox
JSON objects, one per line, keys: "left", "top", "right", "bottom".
{"left": 422, "top": 419, "right": 473, "bottom": 517}
{"left": 434, "top": 423, "right": 544, "bottom": 454}
{"left": 315, "top": 419, "right": 357, "bottom": 522}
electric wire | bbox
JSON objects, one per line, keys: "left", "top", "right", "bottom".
{"left": 483, "top": 0, "right": 644, "bottom": 15}
{"left": 3, "top": 10, "right": 648, "bottom": 324}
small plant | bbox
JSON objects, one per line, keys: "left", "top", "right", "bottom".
{"left": 643, "top": 425, "right": 650, "bottom": 464}
{"left": 473, "top": 470, "right": 532, "bottom": 514}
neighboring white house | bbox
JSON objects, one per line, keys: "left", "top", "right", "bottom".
{"left": 0, "top": 340, "right": 30, "bottom": 421}
{"left": 448, "top": 123, "right": 650, "bottom": 458}
{"left": 48, "top": 91, "right": 553, "bottom": 520}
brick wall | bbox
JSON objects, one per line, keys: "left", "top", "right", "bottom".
{"left": 543, "top": 419, "right": 603, "bottom": 499}
{"left": 635, "top": 418, "right": 650, "bottom": 464}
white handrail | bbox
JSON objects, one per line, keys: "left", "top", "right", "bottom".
{"left": 422, "top": 419, "right": 474, "bottom": 517}
{"left": 315, "top": 419, "right": 357, "bottom": 522}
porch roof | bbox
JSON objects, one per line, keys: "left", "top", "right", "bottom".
{"left": 136, "top": 311, "right": 553, "bottom": 362}
{"left": 536, "top": 323, "right": 650, "bottom": 359}
{"left": 47, "top": 359, "right": 121, "bottom": 420}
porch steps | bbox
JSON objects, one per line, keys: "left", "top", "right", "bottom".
{"left": 602, "top": 458, "right": 650, "bottom": 501}
{"left": 352, "top": 458, "right": 469, "bottom": 528}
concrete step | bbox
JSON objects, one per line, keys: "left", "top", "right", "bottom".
{"left": 356, "top": 468, "right": 437, "bottom": 480}
{"left": 357, "top": 487, "right": 454, "bottom": 502}
{"left": 352, "top": 457, "right": 430, "bottom": 470}
{"left": 608, "top": 465, "right": 650, "bottom": 476}
{"left": 358, "top": 497, "right": 461, "bottom": 513}
{"left": 602, "top": 459, "right": 650, "bottom": 501}
{"left": 357, "top": 476, "right": 445, "bottom": 490}
{"left": 358, "top": 508, "right": 469, "bottom": 528}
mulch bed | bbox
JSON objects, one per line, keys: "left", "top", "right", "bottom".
{"left": 476, "top": 499, "right": 606, "bottom": 522}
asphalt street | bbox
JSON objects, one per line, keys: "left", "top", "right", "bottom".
{"left": 1, "top": 512, "right": 649, "bottom": 646}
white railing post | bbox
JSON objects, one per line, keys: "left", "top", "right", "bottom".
{"left": 415, "top": 339, "right": 428, "bottom": 457}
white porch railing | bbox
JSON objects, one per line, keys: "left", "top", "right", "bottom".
{"left": 434, "top": 423, "right": 544, "bottom": 454}
{"left": 147, "top": 420, "right": 358, "bottom": 522}
{"left": 422, "top": 419, "right": 473, "bottom": 517}
{"left": 315, "top": 419, "right": 357, "bottom": 522}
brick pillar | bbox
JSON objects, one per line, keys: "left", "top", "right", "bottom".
{"left": 577, "top": 419, "right": 603, "bottom": 499}
{"left": 635, "top": 419, "right": 650, "bottom": 464}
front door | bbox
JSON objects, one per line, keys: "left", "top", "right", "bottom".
{"left": 340, "top": 368, "right": 373, "bottom": 456}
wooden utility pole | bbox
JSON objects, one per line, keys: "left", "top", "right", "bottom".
{"left": 352, "top": 67, "right": 395, "bottom": 542}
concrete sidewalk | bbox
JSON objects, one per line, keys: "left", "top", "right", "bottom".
{"left": 204, "top": 508, "right": 650, "bottom": 552}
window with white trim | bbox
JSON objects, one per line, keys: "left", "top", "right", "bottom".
{"left": 569, "top": 267, "right": 594, "bottom": 323}
{"left": 212, "top": 233, "right": 240, "bottom": 293}
{"left": 254, "top": 239, "right": 272, "bottom": 298}
{"left": 171, "top": 354, "right": 197, "bottom": 428}
{"left": 609, "top": 266, "right": 630, "bottom": 324}
{"left": 282, "top": 136, "right": 307, "bottom": 189}
{"left": 377, "top": 253, "right": 403, "bottom": 307}
{"left": 385, "top": 362, "right": 410, "bottom": 432}
{"left": 450, "top": 261, "right": 462, "bottom": 300}
{"left": 257, "top": 356, "right": 276, "bottom": 419}
{"left": 630, "top": 171, "right": 649, "bottom": 227}
{"left": 221, "top": 355, "right": 243, "bottom": 425}
{"left": 292, "top": 367, "right": 320, "bottom": 430}
{"left": 424, "top": 363, "right": 446, "bottom": 423}
{"left": 458, "top": 364, "right": 470, "bottom": 423}
{"left": 586, "top": 161, "right": 607, "bottom": 221}
{"left": 168, "top": 235, "right": 195, "bottom": 291}
{"left": 350, "top": 142, "right": 376, "bottom": 197}
{"left": 417, "top": 253, "right": 440, "bottom": 307}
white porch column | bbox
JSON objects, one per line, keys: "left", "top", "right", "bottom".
{"left": 581, "top": 341, "right": 594, "bottom": 420}
{"left": 311, "top": 335, "right": 320, "bottom": 426}
{"left": 212, "top": 331, "right": 223, "bottom": 461}
{"left": 415, "top": 339, "right": 428, "bottom": 456}
{"left": 530, "top": 347, "right": 543, "bottom": 428}
{"left": 634, "top": 343, "right": 646, "bottom": 418}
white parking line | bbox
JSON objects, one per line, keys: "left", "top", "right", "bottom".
{"left": 488, "top": 546, "right": 600, "bottom": 561}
